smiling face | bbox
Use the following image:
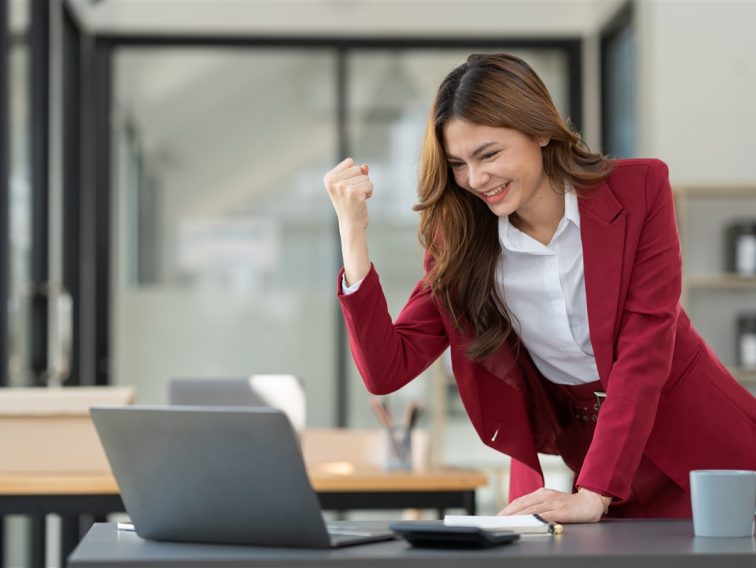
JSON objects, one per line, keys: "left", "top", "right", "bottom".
{"left": 442, "top": 118, "right": 552, "bottom": 219}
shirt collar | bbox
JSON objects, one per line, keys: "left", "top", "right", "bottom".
{"left": 564, "top": 182, "right": 580, "bottom": 229}
{"left": 498, "top": 182, "right": 580, "bottom": 253}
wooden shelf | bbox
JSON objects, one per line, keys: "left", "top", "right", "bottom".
{"left": 684, "top": 274, "right": 756, "bottom": 289}
{"left": 675, "top": 186, "right": 756, "bottom": 386}
{"left": 674, "top": 186, "right": 756, "bottom": 198}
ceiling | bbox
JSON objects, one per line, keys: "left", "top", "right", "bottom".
{"left": 66, "top": 0, "right": 625, "bottom": 38}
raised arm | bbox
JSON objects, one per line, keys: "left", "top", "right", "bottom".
{"left": 323, "top": 157, "right": 373, "bottom": 287}
{"left": 324, "top": 158, "right": 449, "bottom": 393}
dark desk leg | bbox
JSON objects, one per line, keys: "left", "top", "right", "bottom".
{"left": 29, "top": 516, "right": 45, "bottom": 568}
{"left": 60, "top": 515, "right": 80, "bottom": 564}
{"left": 463, "top": 490, "right": 477, "bottom": 515}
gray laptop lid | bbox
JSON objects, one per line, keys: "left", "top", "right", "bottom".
{"left": 91, "top": 406, "right": 333, "bottom": 547}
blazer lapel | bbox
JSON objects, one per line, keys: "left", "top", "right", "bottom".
{"left": 578, "top": 182, "right": 626, "bottom": 387}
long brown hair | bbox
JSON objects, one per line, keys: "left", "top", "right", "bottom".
{"left": 415, "top": 53, "right": 612, "bottom": 361}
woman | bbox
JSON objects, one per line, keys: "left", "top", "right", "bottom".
{"left": 323, "top": 53, "right": 756, "bottom": 522}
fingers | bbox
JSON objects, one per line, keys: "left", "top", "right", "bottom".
{"left": 335, "top": 156, "right": 356, "bottom": 172}
{"left": 324, "top": 158, "right": 373, "bottom": 200}
{"left": 499, "top": 499, "right": 546, "bottom": 516}
{"left": 332, "top": 177, "right": 372, "bottom": 199}
{"left": 498, "top": 488, "right": 566, "bottom": 517}
{"left": 324, "top": 167, "right": 365, "bottom": 190}
{"left": 498, "top": 488, "right": 604, "bottom": 524}
{"left": 499, "top": 487, "right": 548, "bottom": 515}
{"left": 324, "top": 158, "right": 369, "bottom": 185}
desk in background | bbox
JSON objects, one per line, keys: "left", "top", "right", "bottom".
{"left": 68, "top": 520, "right": 755, "bottom": 568}
{"left": 0, "top": 466, "right": 486, "bottom": 568}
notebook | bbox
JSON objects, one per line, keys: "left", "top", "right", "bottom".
{"left": 90, "top": 405, "right": 396, "bottom": 548}
{"left": 444, "top": 514, "right": 563, "bottom": 535}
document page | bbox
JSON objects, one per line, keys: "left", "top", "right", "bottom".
{"left": 444, "top": 514, "right": 561, "bottom": 534}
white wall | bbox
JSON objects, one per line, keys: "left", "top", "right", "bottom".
{"left": 636, "top": 0, "right": 756, "bottom": 185}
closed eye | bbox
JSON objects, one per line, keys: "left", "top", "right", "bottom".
{"left": 481, "top": 151, "right": 500, "bottom": 161}
{"left": 448, "top": 161, "right": 465, "bottom": 169}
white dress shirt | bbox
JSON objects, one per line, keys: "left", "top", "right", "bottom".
{"left": 341, "top": 190, "right": 599, "bottom": 385}
{"left": 498, "top": 189, "right": 598, "bottom": 385}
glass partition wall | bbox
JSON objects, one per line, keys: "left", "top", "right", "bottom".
{"left": 112, "top": 49, "right": 340, "bottom": 425}
{"left": 108, "top": 44, "right": 575, "bottom": 436}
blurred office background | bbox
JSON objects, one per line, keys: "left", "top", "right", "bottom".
{"left": 2, "top": 0, "right": 756, "bottom": 565}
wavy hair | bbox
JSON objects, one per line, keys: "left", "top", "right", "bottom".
{"left": 415, "top": 53, "right": 613, "bottom": 361}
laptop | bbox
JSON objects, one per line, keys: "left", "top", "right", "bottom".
{"left": 90, "top": 405, "right": 396, "bottom": 548}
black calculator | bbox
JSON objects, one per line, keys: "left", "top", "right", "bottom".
{"left": 389, "top": 522, "right": 520, "bottom": 548}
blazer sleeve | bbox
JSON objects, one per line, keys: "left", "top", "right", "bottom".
{"left": 337, "top": 263, "right": 449, "bottom": 395}
{"left": 576, "top": 161, "right": 682, "bottom": 502}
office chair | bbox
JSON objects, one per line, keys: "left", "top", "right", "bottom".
{"left": 167, "top": 375, "right": 306, "bottom": 431}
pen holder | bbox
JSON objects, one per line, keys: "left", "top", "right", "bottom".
{"left": 383, "top": 425, "right": 413, "bottom": 471}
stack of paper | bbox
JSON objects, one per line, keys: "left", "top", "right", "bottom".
{"left": 444, "top": 514, "right": 562, "bottom": 535}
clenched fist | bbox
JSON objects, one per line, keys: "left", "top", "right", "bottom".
{"left": 323, "top": 157, "right": 373, "bottom": 233}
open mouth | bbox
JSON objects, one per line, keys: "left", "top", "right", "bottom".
{"left": 481, "top": 180, "right": 511, "bottom": 203}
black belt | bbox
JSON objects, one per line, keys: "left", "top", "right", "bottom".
{"left": 570, "top": 391, "right": 606, "bottom": 424}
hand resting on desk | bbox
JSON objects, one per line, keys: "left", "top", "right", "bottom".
{"left": 498, "top": 487, "right": 606, "bottom": 523}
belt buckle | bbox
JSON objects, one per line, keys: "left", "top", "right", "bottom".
{"left": 593, "top": 391, "right": 606, "bottom": 412}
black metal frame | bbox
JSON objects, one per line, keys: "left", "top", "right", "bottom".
{"left": 77, "top": 30, "right": 98, "bottom": 387}
{"left": 84, "top": 35, "right": 583, "bottom": 424}
{"left": 600, "top": 1, "right": 634, "bottom": 155}
{"left": 68, "top": 12, "right": 111, "bottom": 388}
{"left": 93, "top": 41, "right": 111, "bottom": 387}
{"left": 335, "top": 47, "right": 349, "bottom": 426}
{"left": 29, "top": 0, "right": 50, "bottom": 386}
{"left": 61, "top": 1, "right": 83, "bottom": 386}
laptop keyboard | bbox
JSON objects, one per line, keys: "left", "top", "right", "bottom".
{"left": 325, "top": 521, "right": 397, "bottom": 547}
{"left": 327, "top": 522, "right": 375, "bottom": 537}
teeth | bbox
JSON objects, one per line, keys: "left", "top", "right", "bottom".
{"left": 484, "top": 182, "right": 509, "bottom": 197}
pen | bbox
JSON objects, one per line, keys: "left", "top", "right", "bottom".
{"left": 533, "top": 514, "right": 564, "bottom": 535}
{"left": 380, "top": 397, "right": 393, "bottom": 423}
{"left": 402, "top": 401, "right": 416, "bottom": 430}
{"left": 369, "top": 398, "right": 393, "bottom": 430}
{"left": 370, "top": 397, "right": 405, "bottom": 460}
{"left": 408, "top": 403, "right": 423, "bottom": 430}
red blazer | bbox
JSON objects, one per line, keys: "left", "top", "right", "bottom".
{"left": 338, "top": 159, "right": 756, "bottom": 510}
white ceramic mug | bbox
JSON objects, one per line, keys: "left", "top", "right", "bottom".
{"left": 689, "top": 469, "right": 756, "bottom": 538}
